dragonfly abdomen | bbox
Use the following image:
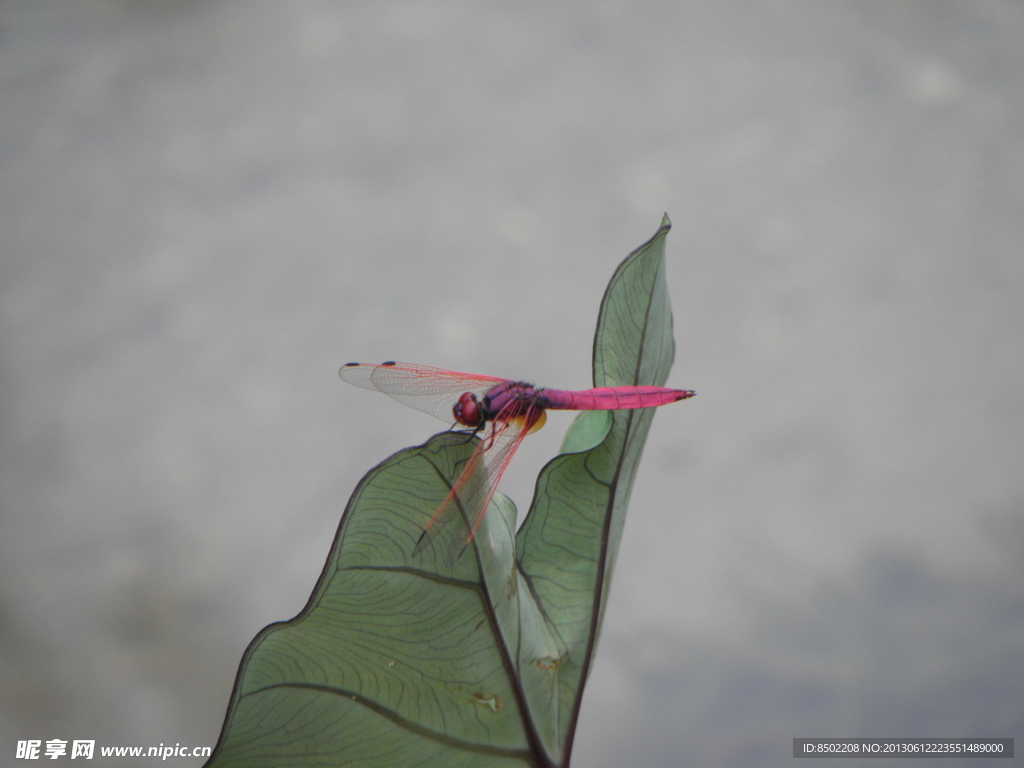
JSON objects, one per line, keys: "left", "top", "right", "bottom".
{"left": 542, "top": 385, "right": 694, "bottom": 411}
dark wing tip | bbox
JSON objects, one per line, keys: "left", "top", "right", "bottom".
{"left": 342, "top": 361, "right": 359, "bottom": 367}
{"left": 381, "top": 360, "right": 396, "bottom": 366}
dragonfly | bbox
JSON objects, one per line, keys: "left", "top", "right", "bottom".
{"left": 339, "top": 361, "right": 695, "bottom": 563}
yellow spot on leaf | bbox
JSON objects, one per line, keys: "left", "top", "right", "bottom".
{"left": 471, "top": 692, "right": 502, "bottom": 712}
{"left": 534, "top": 656, "right": 561, "bottom": 672}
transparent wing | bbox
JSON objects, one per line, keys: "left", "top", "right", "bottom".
{"left": 338, "top": 361, "right": 507, "bottom": 423}
{"left": 413, "top": 402, "right": 542, "bottom": 566}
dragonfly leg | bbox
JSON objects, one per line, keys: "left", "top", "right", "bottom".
{"left": 450, "top": 423, "right": 484, "bottom": 446}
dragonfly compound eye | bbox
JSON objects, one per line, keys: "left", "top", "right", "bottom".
{"left": 453, "top": 392, "right": 482, "bottom": 427}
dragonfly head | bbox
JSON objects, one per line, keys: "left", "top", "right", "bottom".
{"left": 453, "top": 392, "right": 484, "bottom": 428}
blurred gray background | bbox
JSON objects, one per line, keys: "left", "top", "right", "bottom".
{"left": 2, "top": 2, "right": 1022, "bottom": 766}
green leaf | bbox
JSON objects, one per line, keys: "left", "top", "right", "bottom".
{"left": 206, "top": 215, "right": 681, "bottom": 768}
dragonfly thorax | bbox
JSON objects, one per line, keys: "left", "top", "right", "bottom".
{"left": 454, "top": 383, "right": 549, "bottom": 435}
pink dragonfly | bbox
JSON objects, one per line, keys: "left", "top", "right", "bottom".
{"left": 339, "top": 361, "right": 694, "bottom": 563}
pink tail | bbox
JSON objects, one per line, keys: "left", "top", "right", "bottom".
{"left": 542, "top": 386, "right": 695, "bottom": 411}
